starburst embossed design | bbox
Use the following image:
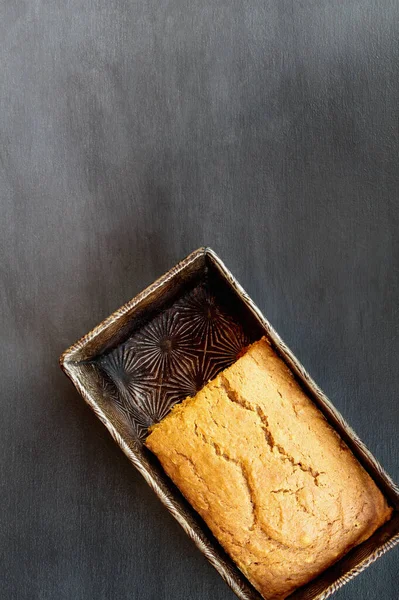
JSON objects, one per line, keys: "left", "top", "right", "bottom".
{"left": 100, "top": 345, "right": 155, "bottom": 398}
{"left": 99, "top": 344, "right": 161, "bottom": 437}
{"left": 132, "top": 311, "right": 200, "bottom": 379}
{"left": 203, "top": 324, "right": 250, "bottom": 371}
{"left": 177, "top": 285, "right": 235, "bottom": 343}
{"left": 97, "top": 281, "right": 250, "bottom": 441}
{"left": 163, "top": 364, "right": 205, "bottom": 408}
{"left": 176, "top": 284, "right": 250, "bottom": 383}
{"left": 112, "top": 397, "right": 153, "bottom": 441}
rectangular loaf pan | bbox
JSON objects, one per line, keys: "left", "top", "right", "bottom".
{"left": 60, "top": 247, "right": 399, "bottom": 600}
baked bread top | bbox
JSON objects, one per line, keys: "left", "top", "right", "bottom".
{"left": 146, "top": 338, "right": 392, "bottom": 599}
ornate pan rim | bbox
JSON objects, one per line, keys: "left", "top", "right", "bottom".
{"left": 60, "top": 247, "right": 399, "bottom": 600}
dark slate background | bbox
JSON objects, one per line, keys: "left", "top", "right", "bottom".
{"left": 1, "top": 1, "right": 398, "bottom": 599}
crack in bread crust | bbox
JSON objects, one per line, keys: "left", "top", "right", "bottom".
{"left": 194, "top": 423, "right": 257, "bottom": 532}
{"left": 194, "top": 419, "right": 316, "bottom": 551}
{"left": 220, "top": 374, "right": 321, "bottom": 484}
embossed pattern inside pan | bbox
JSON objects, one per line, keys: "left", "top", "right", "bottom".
{"left": 61, "top": 247, "right": 399, "bottom": 600}
{"left": 96, "top": 280, "right": 253, "bottom": 442}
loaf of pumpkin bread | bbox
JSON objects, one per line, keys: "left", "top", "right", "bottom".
{"left": 145, "top": 338, "right": 392, "bottom": 599}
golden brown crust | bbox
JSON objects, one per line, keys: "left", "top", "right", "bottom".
{"left": 145, "top": 338, "right": 392, "bottom": 599}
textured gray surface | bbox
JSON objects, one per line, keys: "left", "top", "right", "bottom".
{"left": 1, "top": 1, "right": 398, "bottom": 599}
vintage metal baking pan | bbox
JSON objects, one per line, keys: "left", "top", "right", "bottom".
{"left": 60, "top": 247, "right": 399, "bottom": 600}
